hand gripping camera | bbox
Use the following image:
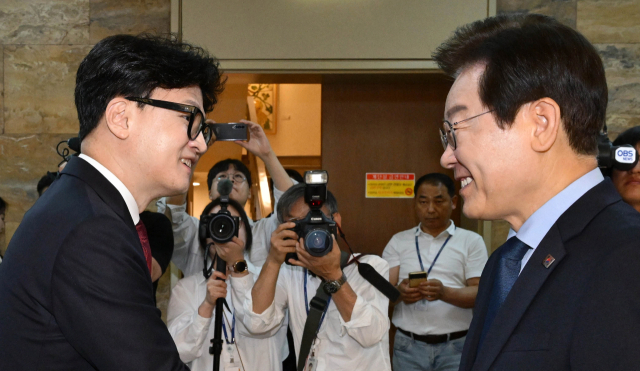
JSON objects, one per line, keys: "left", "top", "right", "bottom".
{"left": 199, "top": 179, "right": 240, "bottom": 244}
{"left": 286, "top": 170, "right": 337, "bottom": 262}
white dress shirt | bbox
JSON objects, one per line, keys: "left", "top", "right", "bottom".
{"left": 167, "top": 261, "right": 283, "bottom": 371}
{"left": 507, "top": 168, "right": 604, "bottom": 272}
{"left": 79, "top": 154, "right": 139, "bottom": 224}
{"left": 382, "top": 221, "right": 487, "bottom": 335}
{"left": 232, "top": 255, "right": 392, "bottom": 371}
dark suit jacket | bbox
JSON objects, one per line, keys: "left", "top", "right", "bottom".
{"left": 460, "top": 179, "right": 640, "bottom": 371}
{"left": 0, "top": 157, "right": 188, "bottom": 370}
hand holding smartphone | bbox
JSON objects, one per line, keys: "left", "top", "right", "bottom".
{"left": 408, "top": 271, "right": 428, "bottom": 288}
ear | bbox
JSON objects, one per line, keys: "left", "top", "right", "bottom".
{"left": 527, "top": 98, "right": 561, "bottom": 153}
{"left": 451, "top": 195, "right": 458, "bottom": 210}
{"left": 332, "top": 212, "right": 342, "bottom": 228}
{"left": 104, "top": 97, "right": 132, "bottom": 140}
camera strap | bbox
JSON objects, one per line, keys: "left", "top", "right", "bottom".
{"left": 297, "top": 252, "right": 350, "bottom": 371}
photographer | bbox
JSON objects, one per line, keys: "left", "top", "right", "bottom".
{"left": 157, "top": 120, "right": 294, "bottom": 275}
{"left": 167, "top": 197, "right": 282, "bottom": 371}
{"left": 610, "top": 126, "right": 640, "bottom": 213}
{"left": 230, "top": 183, "right": 392, "bottom": 371}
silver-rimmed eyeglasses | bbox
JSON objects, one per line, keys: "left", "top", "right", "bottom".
{"left": 439, "top": 110, "right": 494, "bottom": 150}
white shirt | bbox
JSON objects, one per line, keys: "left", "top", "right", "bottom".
{"left": 167, "top": 262, "right": 283, "bottom": 371}
{"left": 232, "top": 255, "right": 392, "bottom": 371}
{"left": 156, "top": 185, "right": 286, "bottom": 275}
{"left": 507, "top": 168, "right": 604, "bottom": 272}
{"left": 382, "top": 221, "right": 487, "bottom": 335}
{"left": 79, "top": 154, "right": 139, "bottom": 224}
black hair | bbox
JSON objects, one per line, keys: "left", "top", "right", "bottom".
{"left": 198, "top": 198, "right": 252, "bottom": 254}
{"left": 37, "top": 173, "right": 56, "bottom": 197}
{"left": 613, "top": 126, "right": 640, "bottom": 148}
{"left": 277, "top": 183, "right": 338, "bottom": 224}
{"left": 75, "top": 33, "right": 225, "bottom": 141}
{"left": 432, "top": 14, "right": 607, "bottom": 155}
{"left": 0, "top": 197, "right": 6, "bottom": 215}
{"left": 206, "top": 159, "right": 252, "bottom": 191}
{"left": 414, "top": 173, "right": 455, "bottom": 197}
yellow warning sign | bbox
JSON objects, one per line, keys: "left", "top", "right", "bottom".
{"left": 365, "top": 173, "right": 415, "bottom": 198}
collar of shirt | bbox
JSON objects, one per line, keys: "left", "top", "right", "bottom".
{"left": 415, "top": 219, "right": 456, "bottom": 238}
{"left": 507, "top": 168, "right": 603, "bottom": 271}
{"left": 79, "top": 153, "right": 140, "bottom": 225}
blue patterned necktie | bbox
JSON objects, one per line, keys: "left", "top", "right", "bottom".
{"left": 478, "top": 237, "right": 531, "bottom": 350}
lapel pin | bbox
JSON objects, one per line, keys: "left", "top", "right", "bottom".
{"left": 542, "top": 254, "right": 555, "bottom": 269}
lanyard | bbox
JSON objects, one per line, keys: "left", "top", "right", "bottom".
{"left": 221, "top": 309, "right": 236, "bottom": 345}
{"left": 303, "top": 269, "right": 331, "bottom": 331}
{"left": 415, "top": 227, "right": 454, "bottom": 274}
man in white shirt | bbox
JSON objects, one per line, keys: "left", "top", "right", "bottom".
{"left": 383, "top": 173, "right": 487, "bottom": 371}
{"left": 231, "top": 183, "right": 392, "bottom": 371}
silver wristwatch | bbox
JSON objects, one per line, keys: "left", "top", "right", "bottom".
{"left": 323, "top": 272, "right": 347, "bottom": 295}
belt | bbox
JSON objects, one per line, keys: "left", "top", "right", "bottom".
{"left": 398, "top": 328, "right": 468, "bottom": 344}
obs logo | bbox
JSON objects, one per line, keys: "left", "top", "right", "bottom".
{"left": 615, "top": 148, "right": 637, "bottom": 164}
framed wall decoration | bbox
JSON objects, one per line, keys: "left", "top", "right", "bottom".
{"left": 248, "top": 84, "right": 278, "bottom": 134}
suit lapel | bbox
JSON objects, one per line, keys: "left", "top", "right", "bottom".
{"left": 470, "top": 179, "right": 622, "bottom": 371}
{"left": 459, "top": 251, "right": 499, "bottom": 371}
{"left": 472, "top": 226, "right": 566, "bottom": 371}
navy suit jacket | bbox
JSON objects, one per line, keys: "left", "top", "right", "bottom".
{"left": 0, "top": 157, "right": 188, "bottom": 370}
{"left": 460, "top": 179, "right": 640, "bottom": 371}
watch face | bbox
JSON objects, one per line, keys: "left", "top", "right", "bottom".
{"left": 325, "top": 281, "right": 340, "bottom": 294}
{"left": 234, "top": 261, "right": 247, "bottom": 272}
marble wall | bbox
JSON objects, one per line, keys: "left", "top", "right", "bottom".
{"left": 0, "top": 0, "right": 170, "bottom": 255}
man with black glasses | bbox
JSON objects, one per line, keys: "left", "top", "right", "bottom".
{"left": 0, "top": 34, "right": 223, "bottom": 370}
{"left": 435, "top": 14, "right": 640, "bottom": 370}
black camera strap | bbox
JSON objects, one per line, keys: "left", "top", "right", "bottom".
{"left": 297, "top": 252, "right": 350, "bottom": 371}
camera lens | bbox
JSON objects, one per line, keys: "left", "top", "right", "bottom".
{"left": 209, "top": 214, "right": 235, "bottom": 242}
{"left": 304, "top": 229, "right": 333, "bottom": 256}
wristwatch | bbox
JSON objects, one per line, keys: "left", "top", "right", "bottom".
{"left": 323, "top": 272, "right": 347, "bottom": 295}
{"left": 228, "top": 259, "right": 248, "bottom": 273}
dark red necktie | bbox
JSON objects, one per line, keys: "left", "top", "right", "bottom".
{"left": 135, "top": 221, "right": 153, "bottom": 275}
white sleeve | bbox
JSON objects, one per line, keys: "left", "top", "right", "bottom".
{"left": 339, "top": 257, "right": 391, "bottom": 348}
{"left": 167, "top": 279, "right": 212, "bottom": 364}
{"left": 381, "top": 234, "right": 401, "bottom": 269}
{"left": 248, "top": 181, "right": 289, "bottom": 268}
{"left": 239, "top": 267, "right": 289, "bottom": 337}
{"left": 159, "top": 197, "right": 204, "bottom": 276}
{"left": 465, "top": 233, "right": 489, "bottom": 279}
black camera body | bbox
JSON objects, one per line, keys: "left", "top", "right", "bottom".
{"left": 292, "top": 208, "right": 337, "bottom": 257}
{"left": 597, "top": 128, "right": 639, "bottom": 172}
{"left": 199, "top": 179, "right": 240, "bottom": 244}
{"left": 286, "top": 171, "right": 336, "bottom": 263}
{"left": 199, "top": 210, "right": 240, "bottom": 244}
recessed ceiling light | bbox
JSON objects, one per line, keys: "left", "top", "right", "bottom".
{"left": 193, "top": 182, "right": 200, "bottom": 186}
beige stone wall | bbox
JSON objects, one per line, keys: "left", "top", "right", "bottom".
{"left": 0, "top": 0, "right": 170, "bottom": 255}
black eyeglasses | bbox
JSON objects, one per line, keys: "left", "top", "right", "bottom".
{"left": 125, "top": 97, "right": 214, "bottom": 145}
{"left": 439, "top": 110, "right": 494, "bottom": 150}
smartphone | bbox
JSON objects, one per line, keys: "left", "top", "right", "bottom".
{"left": 211, "top": 123, "right": 250, "bottom": 141}
{"left": 408, "top": 271, "right": 428, "bottom": 288}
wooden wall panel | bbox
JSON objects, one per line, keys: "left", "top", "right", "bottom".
{"left": 321, "top": 74, "right": 457, "bottom": 256}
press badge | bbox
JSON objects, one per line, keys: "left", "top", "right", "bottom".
{"left": 224, "top": 344, "right": 240, "bottom": 371}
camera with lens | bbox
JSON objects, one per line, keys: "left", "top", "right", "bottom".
{"left": 286, "top": 170, "right": 337, "bottom": 263}
{"left": 199, "top": 179, "right": 239, "bottom": 244}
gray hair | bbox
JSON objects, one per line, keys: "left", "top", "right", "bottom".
{"left": 277, "top": 183, "right": 338, "bottom": 223}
